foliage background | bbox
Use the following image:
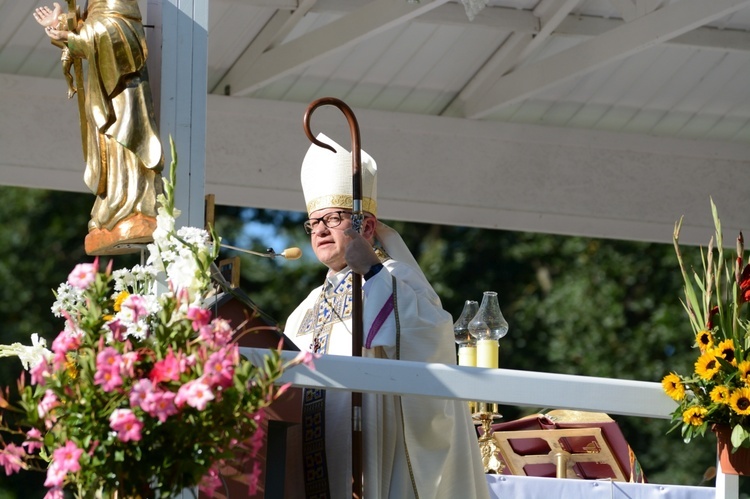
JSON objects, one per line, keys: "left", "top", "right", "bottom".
{"left": 0, "top": 186, "right": 745, "bottom": 496}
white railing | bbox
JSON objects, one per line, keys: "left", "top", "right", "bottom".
{"left": 241, "top": 348, "right": 738, "bottom": 499}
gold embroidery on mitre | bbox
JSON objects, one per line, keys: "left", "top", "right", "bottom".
{"left": 306, "top": 195, "right": 377, "bottom": 216}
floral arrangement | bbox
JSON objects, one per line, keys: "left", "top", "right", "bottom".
{"left": 662, "top": 200, "right": 750, "bottom": 450}
{"left": 0, "top": 146, "right": 311, "bottom": 498}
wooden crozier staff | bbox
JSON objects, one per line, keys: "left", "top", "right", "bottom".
{"left": 303, "top": 97, "right": 365, "bottom": 499}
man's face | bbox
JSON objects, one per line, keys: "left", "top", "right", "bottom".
{"left": 307, "top": 208, "right": 354, "bottom": 272}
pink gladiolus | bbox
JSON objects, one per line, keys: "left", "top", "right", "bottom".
{"left": 67, "top": 262, "right": 97, "bottom": 289}
{"left": 109, "top": 409, "right": 143, "bottom": 442}
{"left": 51, "top": 329, "right": 80, "bottom": 356}
{"left": 0, "top": 443, "right": 26, "bottom": 475}
{"left": 22, "top": 428, "right": 43, "bottom": 453}
{"left": 51, "top": 441, "right": 83, "bottom": 474}
{"left": 94, "top": 349, "right": 124, "bottom": 393}
{"left": 176, "top": 379, "right": 214, "bottom": 410}
{"left": 187, "top": 307, "right": 212, "bottom": 331}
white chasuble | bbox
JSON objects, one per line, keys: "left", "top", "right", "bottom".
{"left": 285, "top": 259, "right": 489, "bottom": 499}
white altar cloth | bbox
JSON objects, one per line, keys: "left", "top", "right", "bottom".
{"left": 486, "top": 475, "right": 714, "bottom": 499}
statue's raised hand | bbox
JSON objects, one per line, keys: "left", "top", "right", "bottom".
{"left": 33, "top": 3, "right": 62, "bottom": 28}
{"left": 34, "top": 3, "right": 69, "bottom": 41}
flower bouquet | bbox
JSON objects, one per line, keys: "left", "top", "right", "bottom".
{"left": 662, "top": 200, "right": 750, "bottom": 452}
{"left": 0, "top": 145, "right": 311, "bottom": 498}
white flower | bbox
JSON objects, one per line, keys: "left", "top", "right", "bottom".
{"left": 0, "top": 334, "right": 53, "bottom": 371}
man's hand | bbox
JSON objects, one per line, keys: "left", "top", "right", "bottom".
{"left": 344, "top": 228, "right": 381, "bottom": 275}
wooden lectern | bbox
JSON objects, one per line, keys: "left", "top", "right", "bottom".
{"left": 200, "top": 261, "right": 304, "bottom": 498}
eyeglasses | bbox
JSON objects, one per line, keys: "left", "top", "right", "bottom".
{"left": 303, "top": 211, "right": 351, "bottom": 234}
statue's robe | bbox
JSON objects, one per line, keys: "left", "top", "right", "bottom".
{"left": 67, "top": 0, "right": 162, "bottom": 231}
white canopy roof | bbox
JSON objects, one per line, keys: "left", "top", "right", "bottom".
{"left": 1, "top": 0, "right": 749, "bottom": 245}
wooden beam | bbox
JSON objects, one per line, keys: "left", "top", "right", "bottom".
{"left": 225, "top": 0, "right": 451, "bottom": 96}
{"left": 460, "top": 0, "right": 750, "bottom": 119}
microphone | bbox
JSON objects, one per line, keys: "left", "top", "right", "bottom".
{"left": 221, "top": 243, "right": 301, "bottom": 260}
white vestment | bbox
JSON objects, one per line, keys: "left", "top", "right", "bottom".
{"left": 284, "top": 229, "right": 489, "bottom": 499}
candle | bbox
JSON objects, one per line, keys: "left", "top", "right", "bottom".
{"left": 458, "top": 345, "right": 477, "bottom": 367}
{"left": 476, "top": 338, "right": 498, "bottom": 369}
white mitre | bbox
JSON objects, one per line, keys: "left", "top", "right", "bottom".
{"left": 300, "top": 133, "right": 377, "bottom": 216}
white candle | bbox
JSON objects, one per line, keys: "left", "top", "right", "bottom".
{"left": 476, "top": 338, "right": 499, "bottom": 369}
{"left": 458, "top": 345, "right": 477, "bottom": 367}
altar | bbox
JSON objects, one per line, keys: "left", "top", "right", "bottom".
{"left": 486, "top": 475, "right": 714, "bottom": 499}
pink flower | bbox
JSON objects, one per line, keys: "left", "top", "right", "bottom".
{"left": 187, "top": 307, "right": 212, "bottom": 331}
{"left": 43, "top": 488, "right": 64, "bottom": 499}
{"left": 22, "top": 428, "right": 43, "bottom": 453}
{"left": 130, "top": 378, "right": 154, "bottom": 411}
{"left": 94, "top": 348, "right": 124, "bottom": 392}
{"left": 199, "top": 318, "right": 234, "bottom": 348}
{"left": 248, "top": 460, "right": 263, "bottom": 496}
{"left": 144, "top": 390, "right": 178, "bottom": 422}
{"left": 30, "top": 360, "right": 50, "bottom": 386}
{"left": 0, "top": 443, "right": 26, "bottom": 475}
{"left": 51, "top": 329, "right": 80, "bottom": 356}
{"left": 176, "top": 379, "right": 214, "bottom": 410}
{"left": 38, "top": 390, "right": 59, "bottom": 419}
{"left": 120, "top": 351, "right": 138, "bottom": 379}
{"left": 51, "top": 441, "right": 83, "bottom": 474}
{"left": 106, "top": 318, "right": 126, "bottom": 341}
{"left": 149, "top": 349, "right": 182, "bottom": 384}
{"left": 204, "top": 346, "right": 237, "bottom": 388}
{"left": 44, "top": 461, "right": 66, "bottom": 488}
{"left": 294, "top": 351, "right": 318, "bottom": 371}
{"left": 109, "top": 409, "right": 143, "bottom": 442}
{"left": 120, "top": 294, "right": 149, "bottom": 322}
{"left": 199, "top": 467, "right": 222, "bottom": 497}
{"left": 67, "top": 262, "right": 97, "bottom": 289}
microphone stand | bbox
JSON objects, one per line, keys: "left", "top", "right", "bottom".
{"left": 303, "top": 97, "right": 364, "bottom": 499}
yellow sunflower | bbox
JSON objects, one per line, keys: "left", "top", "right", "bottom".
{"left": 715, "top": 339, "right": 737, "bottom": 366}
{"left": 695, "top": 350, "right": 720, "bottom": 381}
{"left": 661, "top": 373, "right": 685, "bottom": 401}
{"left": 695, "top": 329, "right": 714, "bottom": 352}
{"left": 710, "top": 385, "right": 731, "bottom": 405}
{"left": 682, "top": 406, "right": 708, "bottom": 426}
{"left": 730, "top": 387, "right": 750, "bottom": 415}
{"left": 738, "top": 360, "right": 750, "bottom": 385}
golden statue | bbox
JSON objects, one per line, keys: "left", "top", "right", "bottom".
{"left": 34, "top": 1, "right": 163, "bottom": 255}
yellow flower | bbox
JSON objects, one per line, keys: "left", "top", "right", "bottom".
{"left": 662, "top": 373, "right": 685, "bottom": 401}
{"left": 114, "top": 291, "right": 130, "bottom": 313}
{"left": 738, "top": 360, "right": 750, "bottom": 385}
{"left": 65, "top": 353, "right": 77, "bottom": 380}
{"left": 695, "top": 350, "right": 720, "bottom": 381}
{"left": 710, "top": 385, "right": 731, "bottom": 405}
{"left": 695, "top": 329, "right": 713, "bottom": 352}
{"left": 682, "top": 406, "right": 708, "bottom": 426}
{"left": 730, "top": 387, "right": 750, "bottom": 415}
{"left": 715, "top": 339, "right": 737, "bottom": 366}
